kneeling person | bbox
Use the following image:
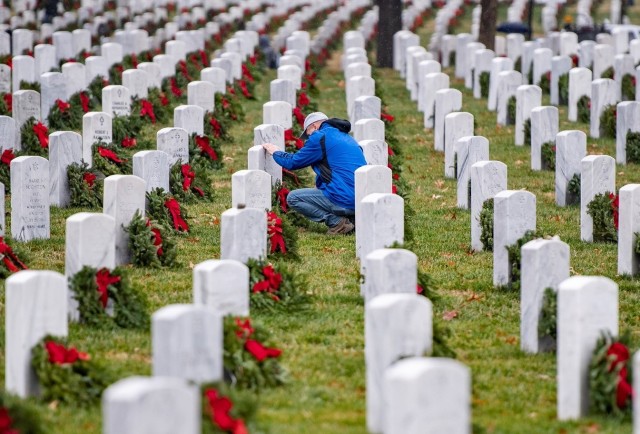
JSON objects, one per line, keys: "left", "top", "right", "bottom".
{"left": 262, "top": 112, "right": 367, "bottom": 235}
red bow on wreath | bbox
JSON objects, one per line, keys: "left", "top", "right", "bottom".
{"left": 45, "top": 341, "right": 90, "bottom": 365}
{"left": 0, "top": 407, "right": 17, "bottom": 434}
{"left": 276, "top": 186, "right": 289, "bottom": 213}
{"left": 381, "top": 112, "right": 395, "bottom": 123}
{"left": 0, "top": 237, "right": 27, "bottom": 273}
{"left": 121, "top": 137, "right": 137, "bottom": 148}
{"left": 609, "top": 193, "right": 620, "bottom": 230}
{"left": 238, "top": 80, "right": 252, "bottom": 98}
{"left": 159, "top": 92, "right": 170, "bottom": 106}
{"left": 79, "top": 92, "right": 90, "bottom": 113}
{"left": 249, "top": 55, "right": 256, "bottom": 65}
{"left": 241, "top": 64, "right": 254, "bottom": 82}
{"left": 181, "top": 164, "right": 204, "bottom": 197}
{"left": 56, "top": 99, "right": 70, "bottom": 113}
{"left": 164, "top": 198, "right": 189, "bottom": 232}
{"left": 607, "top": 342, "right": 634, "bottom": 408}
{"left": 209, "top": 117, "right": 222, "bottom": 138}
{"left": 145, "top": 219, "right": 164, "bottom": 256}
{"left": 195, "top": 135, "right": 218, "bottom": 161}
{"left": 199, "top": 50, "right": 208, "bottom": 68}
{"left": 252, "top": 265, "right": 282, "bottom": 299}
{"left": 95, "top": 268, "right": 121, "bottom": 309}
{"left": 234, "top": 318, "right": 254, "bottom": 339}
{"left": 292, "top": 107, "right": 305, "bottom": 128}
{"left": 221, "top": 97, "right": 230, "bottom": 110}
{"left": 98, "top": 147, "right": 124, "bottom": 164}
{"left": 83, "top": 172, "right": 96, "bottom": 187}
{"left": 284, "top": 129, "right": 303, "bottom": 150}
{"left": 297, "top": 92, "right": 309, "bottom": 107}
{"left": 140, "top": 99, "right": 156, "bottom": 123}
{"left": 267, "top": 211, "right": 286, "bottom": 254}
{"left": 32, "top": 122, "right": 49, "bottom": 148}
{"left": 204, "top": 389, "right": 248, "bottom": 434}
{"left": 234, "top": 317, "right": 282, "bottom": 362}
{"left": 170, "top": 78, "right": 183, "bottom": 97}
{"left": 3, "top": 93, "right": 11, "bottom": 113}
{"left": 178, "top": 60, "right": 192, "bottom": 81}
{"left": 131, "top": 53, "right": 138, "bottom": 68}
{"left": 1, "top": 149, "right": 15, "bottom": 166}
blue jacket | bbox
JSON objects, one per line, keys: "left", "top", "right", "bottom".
{"left": 272, "top": 121, "right": 367, "bottom": 209}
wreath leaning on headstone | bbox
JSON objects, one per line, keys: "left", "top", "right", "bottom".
{"left": 0, "top": 235, "right": 28, "bottom": 279}
{"left": 0, "top": 390, "right": 47, "bottom": 433}
{"left": 504, "top": 230, "right": 544, "bottom": 291}
{"left": 578, "top": 95, "right": 591, "bottom": 124}
{"left": 69, "top": 265, "right": 149, "bottom": 329}
{"left": 267, "top": 209, "right": 299, "bottom": 261}
{"left": 169, "top": 161, "right": 213, "bottom": 203}
{"left": 91, "top": 141, "right": 132, "bottom": 176}
{"left": 247, "top": 258, "right": 308, "bottom": 312}
{"left": 67, "top": 162, "right": 104, "bottom": 208}
{"left": 622, "top": 73, "right": 636, "bottom": 102}
{"left": 507, "top": 96, "right": 516, "bottom": 126}
{"left": 479, "top": 71, "right": 490, "bottom": 98}
{"left": 567, "top": 173, "right": 581, "bottom": 205}
{"left": 538, "top": 287, "right": 557, "bottom": 352}
{"left": 479, "top": 198, "right": 494, "bottom": 251}
{"left": 541, "top": 141, "right": 556, "bottom": 170}
{"left": 201, "top": 382, "right": 259, "bottom": 434}
{"left": 125, "top": 211, "right": 177, "bottom": 268}
{"left": 222, "top": 316, "right": 288, "bottom": 390}
{"left": 523, "top": 118, "right": 531, "bottom": 147}
{"left": 20, "top": 117, "right": 49, "bottom": 157}
{"left": 599, "top": 104, "right": 617, "bottom": 139}
{"left": 626, "top": 131, "right": 640, "bottom": 164}
{"left": 558, "top": 73, "right": 569, "bottom": 105}
{"left": 189, "top": 133, "right": 224, "bottom": 171}
{"left": 31, "top": 335, "right": 113, "bottom": 406}
{"left": 587, "top": 191, "right": 619, "bottom": 243}
{"left": 146, "top": 188, "right": 191, "bottom": 233}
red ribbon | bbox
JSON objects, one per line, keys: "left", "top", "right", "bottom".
{"left": 276, "top": 187, "right": 289, "bottom": 213}
{"left": 204, "top": 389, "right": 248, "bottom": 434}
{"left": 178, "top": 60, "right": 192, "bottom": 81}
{"left": 609, "top": 193, "right": 620, "bottom": 230}
{"left": 181, "top": 164, "right": 195, "bottom": 191}
{"left": 227, "top": 86, "right": 236, "bottom": 95}
{"left": 221, "top": 97, "right": 230, "bottom": 110}
{"left": 0, "top": 237, "right": 27, "bottom": 273}
{"left": 241, "top": 64, "right": 254, "bottom": 82}
{"left": 79, "top": 92, "right": 90, "bottom": 113}
{"left": 121, "top": 137, "right": 137, "bottom": 148}
{"left": 195, "top": 135, "right": 218, "bottom": 160}
{"left": 83, "top": 172, "right": 96, "bottom": 187}
{"left": 234, "top": 317, "right": 282, "bottom": 362}
{"left": 234, "top": 318, "right": 254, "bottom": 340}
{"left": 3, "top": 93, "right": 11, "bottom": 113}
{"left": 164, "top": 198, "right": 189, "bottom": 232}
{"left": 292, "top": 107, "right": 305, "bottom": 127}
{"left": 95, "top": 268, "right": 121, "bottom": 309}
{"left": 249, "top": 55, "right": 256, "bottom": 65}
{"left": 1, "top": 149, "right": 14, "bottom": 166}
{"left": 159, "top": 92, "right": 169, "bottom": 106}
{"left": 0, "top": 407, "right": 16, "bottom": 434}
{"left": 267, "top": 211, "right": 286, "bottom": 254}
{"left": 381, "top": 112, "right": 395, "bottom": 123}
{"left": 282, "top": 168, "right": 300, "bottom": 186}
{"left": 151, "top": 228, "right": 163, "bottom": 256}
{"left": 98, "top": 147, "right": 124, "bottom": 164}
{"left": 32, "top": 122, "right": 49, "bottom": 148}
{"left": 209, "top": 117, "right": 222, "bottom": 138}
{"left": 170, "top": 78, "right": 183, "bottom": 97}
{"left": 284, "top": 129, "right": 303, "bottom": 149}
{"left": 607, "top": 342, "right": 634, "bottom": 408}
{"left": 45, "top": 341, "right": 90, "bottom": 365}
{"left": 238, "top": 80, "right": 251, "bottom": 98}
{"left": 297, "top": 92, "right": 309, "bottom": 107}
{"left": 140, "top": 99, "right": 156, "bottom": 123}
{"left": 199, "top": 50, "right": 208, "bottom": 68}
{"left": 56, "top": 99, "right": 70, "bottom": 113}
{"left": 131, "top": 54, "right": 138, "bottom": 68}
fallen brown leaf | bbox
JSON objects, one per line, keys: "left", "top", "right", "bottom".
{"left": 442, "top": 310, "right": 458, "bottom": 321}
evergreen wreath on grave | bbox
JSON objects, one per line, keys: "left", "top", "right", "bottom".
{"left": 72, "top": 90, "right": 96, "bottom": 115}
{"left": 0, "top": 236, "right": 28, "bottom": 278}
{"left": 91, "top": 141, "right": 131, "bottom": 176}
{"left": 201, "top": 382, "right": 259, "bottom": 434}
{"left": 626, "top": 131, "right": 640, "bottom": 164}
{"left": 69, "top": 265, "right": 149, "bottom": 329}
{"left": 108, "top": 63, "right": 123, "bottom": 85}
{"left": 523, "top": 118, "right": 531, "bottom": 147}
{"left": 0, "top": 148, "right": 14, "bottom": 187}
{"left": 479, "top": 71, "right": 490, "bottom": 98}
{"left": 578, "top": 95, "right": 591, "bottom": 123}
{"left": 223, "top": 316, "right": 288, "bottom": 390}
{"left": 169, "top": 161, "right": 213, "bottom": 202}
{"left": 0, "top": 92, "right": 11, "bottom": 115}
{"left": 527, "top": 68, "right": 533, "bottom": 86}
{"left": 567, "top": 173, "right": 581, "bottom": 204}
{"left": 514, "top": 57, "right": 521, "bottom": 73}
{"left": 271, "top": 180, "right": 321, "bottom": 230}
{"left": 215, "top": 91, "right": 245, "bottom": 122}
{"left": 0, "top": 390, "right": 47, "bottom": 433}
{"left": 541, "top": 141, "right": 556, "bottom": 170}
{"left": 267, "top": 209, "right": 299, "bottom": 261}
{"left": 47, "top": 98, "right": 82, "bottom": 131}
{"left": 622, "top": 74, "right": 636, "bottom": 101}
{"left": 587, "top": 191, "right": 619, "bottom": 243}
{"left": 589, "top": 330, "right": 633, "bottom": 416}
{"left": 31, "top": 335, "right": 113, "bottom": 406}
{"left": 205, "top": 111, "right": 232, "bottom": 143}
{"left": 189, "top": 133, "right": 224, "bottom": 170}
{"left": 19, "top": 80, "right": 40, "bottom": 94}
{"left": 232, "top": 79, "right": 255, "bottom": 100}
{"left": 507, "top": 96, "right": 516, "bottom": 126}
{"left": 296, "top": 89, "right": 318, "bottom": 114}
{"left": 125, "top": 211, "right": 177, "bottom": 268}
{"left": 538, "top": 72, "right": 550, "bottom": 94}
{"left": 284, "top": 127, "right": 304, "bottom": 152}
{"left": 599, "top": 104, "right": 617, "bottom": 139}
{"left": 247, "top": 258, "right": 308, "bottom": 312}
{"left": 601, "top": 66, "right": 614, "bottom": 79}
{"left": 505, "top": 230, "right": 543, "bottom": 291}
{"left": 448, "top": 51, "right": 456, "bottom": 68}
{"left": 88, "top": 75, "right": 110, "bottom": 101}
{"left": 138, "top": 88, "right": 172, "bottom": 125}
{"left": 67, "top": 162, "right": 104, "bottom": 208}
{"left": 146, "top": 188, "right": 191, "bottom": 233}
{"left": 538, "top": 287, "right": 557, "bottom": 350}
{"left": 479, "top": 198, "right": 494, "bottom": 251}
{"left": 186, "top": 50, "right": 209, "bottom": 78}
{"left": 111, "top": 114, "right": 144, "bottom": 152}
{"left": 20, "top": 117, "right": 50, "bottom": 156}
{"left": 558, "top": 73, "right": 569, "bottom": 105}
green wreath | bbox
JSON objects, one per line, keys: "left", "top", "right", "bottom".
{"left": 578, "top": 95, "right": 591, "bottom": 123}
{"left": 479, "top": 198, "right": 494, "bottom": 251}
{"left": 91, "top": 141, "right": 131, "bottom": 176}
{"left": 541, "top": 141, "right": 556, "bottom": 170}
{"left": 67, "top": 162, "right": 104, "bottom": 208}
{"left": 505, "top": 230, "right": 543, "bottom": 291}
{"left": 125, "top": 211, "right": 177, "bottom": 268}
{"left": 168, "top": 161, "right": 213, "bottom": 203}
{"left": 247, "top": 258, "right": 308, "bottom": 312}
{"left": 0, "top": 390, "right": 46, "bottom": 433}
{"left": 587, "top": 192, "right": 618, "bottom": 243}
{"left": 599, "top": 104, "right": 617, "bottom": 139}
{"left": 146, "top": 188, "right": 190, "bottom": 233}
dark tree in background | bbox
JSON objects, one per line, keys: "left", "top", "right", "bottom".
{"left": 376, "top": 0, "right": 403, "bottom": 67}
{"left": 478, "top": 0, "right": 497, "bottom": 50}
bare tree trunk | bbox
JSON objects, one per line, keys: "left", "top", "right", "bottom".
{"left": 376, "top": 0, "right": 402, "bottom": 68}
{"left": 478, "top": 0, "right": 497, "bottom": 50}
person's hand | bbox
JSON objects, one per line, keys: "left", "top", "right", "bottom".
{"left": 262, "top": 143, "right": 279, "bottom": 155}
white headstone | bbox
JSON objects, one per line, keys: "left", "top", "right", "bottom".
{"left": 220, "top": 207, "right": 267, "bottom": 263}
{"left": 580, "top": 155, "right": 616, "bottom": 242}
{"left": 193, "top": 259, "right": 249, "bottom": 317}
{"left": 555, "top": 130, "right": 587, "bottom": 206}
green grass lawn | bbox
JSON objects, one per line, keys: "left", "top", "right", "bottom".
{"left": 2, "top": 5, "right": 640, "bottom": 434}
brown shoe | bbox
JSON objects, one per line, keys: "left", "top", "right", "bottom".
{"left": 327, "top": 217, "right": 355, "bottom": 235}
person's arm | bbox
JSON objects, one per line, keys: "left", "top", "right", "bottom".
{"left": 263, "top": 134, "right": 323, "bottom": 170}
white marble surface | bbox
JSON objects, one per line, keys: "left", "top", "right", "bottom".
{"left": 157, "top": 127, "right": 188, "bottom": 166}
{"left": 496, "top": 70, "right": 522, "bottom": 126}
{"left": 515, "top": 85, "right": 542, "bottom": 146}
{"left": 365, "top": 293, "right": 432, "bottom": 433}
{"left": 152, "top": 304, "right": 222, "bottom": 384}
{"left": 454, "top": 33, "right": 473, "bottom": 79}
{"left": 558, "top": 276, "right": 618, "bottom": 420}
{"left": 422, "top": 72, "right": 449, "bottom": 129}
{"left": 220, "top": 207, "right": 267, "bottom": 263}
{"left": 187, "top": 81, "right": 215, "bottom": 113}
{"left": 444, "top": 112, "right": 474, "bottom": 178}
{"left": 49, "top": 131, "right": 83, "bottom": 207}
{"left": 530, "top": 106, "right": 558, "bottom": 171}
{"left": 360, "top": 140, "right": 388, "bottom": 166}
{"left": 5, "top": 270, "right": 68, "bottom": 397}
{"left": 417, "top": 61, "right": 442, "bottom": 112}
{"left": 618, "top": 184, "right": 640, "bottom": 276}
{"left": 493, "top": 190, "right": 536, "bottom": 287}
{"left": 133, "top": 150, "right": 170, "bottom": 193}
{"left": 593, "top": 43, "right": 614, "bottom": 80}
{"left": 360, "top": 193, "right": 404, "bottom": 263}
{"left": 102, "top": 85, "right": 131, "bottom": 117}
{"left": 85, "top": 56, "right": 109, "bottom": 84}
{"left": 555, "top": 130, "right": 587, "bottom": 206}
{"left": 270, "top": 78, "right": 296, "bottom": 107}
{"left": 464, "top": 42, "right": 485, "bottom": 89}
{"left": 11, "top": 156, "right": 50, "bottom": 242}
{"left": 347, "top": 76, "right": 375, "bottom": 121}
{"left": 550, "top": 56, "right": 571, "bottom": 106}
{"left": 137, "top": 62, "right": 162, "bottom": 89}
{"left": 470, "top": 161, "right": 507, "bottom": 251}
{"left": 456, "top": 136, "right": 489, "bottom": 210}
{"left": 103, "top": 376, "right": 200, "bottom": 434}
{"left": 590, "top": 79, "right": 618, "bottom": 139}
{"left": 473, "top": 49, "right": 494, "bottom": 99}
{"left": 103, "top": 175, "right": 146, "bottom": 265}
{"left": 568, "top": 68, "right": 592, "bottom": 122}
{"left": 580, "top": 155, "right": 615, "bottom": 241}
{"left": 521, "top": 238, "right": 569, "bottom": 353}
{"left": 12, "top": 55, "right": 34, "bottom": 93}
{"left": 353, "top": 96, "right": 381, "bottom": 125}
{"left": 355, "top": 166, "right": 392, "bottom": 260}
{"left": 174, "top": 105, "right": 204, "bottom": 136}
{"left": 61, "top": 62, "right": 87, "bottom": 100}
{"left": 193, "top": 259, "right": 249, "bottom": 317}
{"left": 0, "top": 116, "right": 16, "bottom": 153}
{"left": 254, "top": 124, "right": 284, "bottom": 186}
{"left": 231, "top": 169, "right": 271, "bottom": 210}
{"left": 384, "top": 357, "right": 471, "bottom": 434}
{"left": 434, "top": 88, "right": 462, "bottom": 152}
{"left": 82, "top": 112, "right": 113, "bottom": 167}
{"left": 278, "top": 65, "right": 302, "bottom": 90}
{"left": 532, "top": 47, "right": 552, "bottom": 87}
{"left": 362, "top": 248, "right": 417, "bottom": 303}
{"left": 263, "top": 102, "right": 292, "bottom": 130}
{"left": 616, "top": 101, "right": 640, "bottom": 164}
{"left": 488, "top": 57, "right": 513, "bottom": 111}
{"left": 354, "top": 119, "right": 384, "bottom": 143}
{"left": 200, "top": 67, "right": 226, "bottom": 95}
